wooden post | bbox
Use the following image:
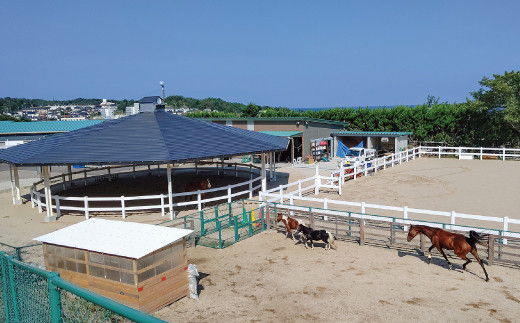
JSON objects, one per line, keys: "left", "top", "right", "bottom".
{"left": 308, "top": 207, "right": 314, "bottom": 228}
{"left": 359, "top": 218, "right": 365, "bottom": 245}
{"left": 132, "top": 165, "right": 136, "bottom": 179}
{"left": 420, "top": 233, "right": 425, "bottom": 252}
{"left": 265, "top": 205, "right": 271, "bottom": 231}
{"left": 108, "top": 167, "right": 111, "bottom": 182}
{"left": 488, "top": 234, "right": 495, "bottom": 265}
{"left": 389, "top": 219, "right": 394, "bottom": 245}
{"left": 83, "top": 169, "right": 87, "bottom": 186}
{"left": 67, "top": 165, "right": 72, "bottom": 182}
{"left": 291, "top": 138, "right": 295, "bottom": 164}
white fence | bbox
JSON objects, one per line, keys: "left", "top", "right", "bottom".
{"left": 31, "top": 162, "right": 263, "bottom": 219}
{"left": 259, "top": 146, "right": 520, "bottom": 240}
{"left": 419, "top": 146, "right": 520, "bottom": 160}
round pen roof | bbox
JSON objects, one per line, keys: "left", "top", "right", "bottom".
{"left": 0, "top": 110, "right": 289, "bottom": 166}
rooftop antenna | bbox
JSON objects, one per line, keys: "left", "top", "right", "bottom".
{"left": 160, "top": 81, "right": 164, "bottom": 102}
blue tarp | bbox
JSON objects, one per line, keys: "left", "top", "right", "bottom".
{"left": 336, "top": 141, "right": 348, "bottom": 158}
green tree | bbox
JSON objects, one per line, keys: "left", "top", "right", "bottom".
{"left": 242, "top": 103, "right": 261, "bottom": 117}
{"left": 471, "top": 71, "right": 520, "bottom": 135}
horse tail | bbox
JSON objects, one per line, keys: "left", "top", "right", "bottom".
{"left": 468, "top": 230, "right": 486, "bottom": 246}
{"left": 328, "top": 232, "right": 337, "bottom": 249}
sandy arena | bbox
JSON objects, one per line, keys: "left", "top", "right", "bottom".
{"left": 1, "top": 158, "right": 519, "bottom": 322}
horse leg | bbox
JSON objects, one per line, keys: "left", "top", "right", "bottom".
{"left": 437, "top": 247, "right": 452, "bottom": 270}
{"left": 470, "top": 248, "right": 490, "bottom": 282}
{"left": 427, "top": 245, "right": 435, "bottom": 264}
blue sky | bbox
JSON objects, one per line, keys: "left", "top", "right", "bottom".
{"left": 1, "top": 1, "right": 519, "bottom": 108}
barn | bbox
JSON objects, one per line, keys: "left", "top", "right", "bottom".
{"left": 34, "top": 218, "right": 193, "bottom": 313}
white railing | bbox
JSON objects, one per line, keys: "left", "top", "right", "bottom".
{"left": 31, "top": 162, "right": 263, "bottom": 220}
{"left": 419, "top": 146, "right": 520, "bottom": 160}
{"left": 322, "top": 147, "right": 420, "bottom": 195}
{"left": 259, "top": 146, "right": 520, "bottom": 240}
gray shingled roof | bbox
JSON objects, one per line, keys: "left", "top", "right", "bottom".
{"left": 0, "top": 111, "right": 289, "bottom": 166}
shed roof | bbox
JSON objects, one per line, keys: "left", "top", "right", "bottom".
{"left": 0, "top": 111, "right": 289, "bottom": 166}
{"left": 258, "top": 131, "right": 302, "bottom": 138}
{"left": 331, "top": 131, "right": 413, "bottom": 137}
{"left": 0, "top": 120, "right": 104, "bottom": 134}
{"left": 34, "top": 219, "right": 192, "bottom": 259}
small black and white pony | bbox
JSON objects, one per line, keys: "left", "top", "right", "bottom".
{"left": 296, "top": 224, "right": 337, "bottom": 250}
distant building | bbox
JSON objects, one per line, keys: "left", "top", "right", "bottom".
{"left": 61, "top": 116, "right": 86, "bottom": 121}
{"left": 100, "top": 106, "right": 117, "bottom": 119}
{"left": 125, "top": 103, "right": 140, "bottom": 116}
{"left": 139, "top": 96, "right": 163, "bottom": 113}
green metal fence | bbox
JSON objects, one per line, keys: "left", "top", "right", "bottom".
{"left": 158, "top": 199, "right": 266, "bottom": 249}
{"left": 0, "top": 252, "right": 165, "bottom": 323}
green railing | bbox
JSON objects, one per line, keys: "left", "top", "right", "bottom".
{"left": 0, "top": 252, "right": 165, "bottom": 323}
{"left": 157, "top": 200, "right": 266, "bottom": 249}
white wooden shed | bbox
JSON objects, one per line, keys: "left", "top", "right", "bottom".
{"left": 34, "top": 219, "right": 193, "bottom": 313}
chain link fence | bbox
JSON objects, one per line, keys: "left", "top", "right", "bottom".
{"left": 1, "top": 252, "right": 165, "bottom": 323}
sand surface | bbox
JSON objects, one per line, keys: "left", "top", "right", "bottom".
{"left": 1, "top": 158, "right": 519, "bottom": 322}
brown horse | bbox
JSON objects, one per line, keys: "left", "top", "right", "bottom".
{"left": 407, "top": 225, "right": 489, "bottom": 281}
{"left": 276, "top": 213, "right": 305, "bottom": 241}
{"left": 185, "top": 178, "right": 211, "bottom": 201}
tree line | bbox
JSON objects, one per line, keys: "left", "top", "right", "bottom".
{"left": 1, "top": 71, "right": 518, "bottom": 147}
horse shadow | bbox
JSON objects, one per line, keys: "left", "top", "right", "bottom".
{"left": 397, "top": 249, "right": 488, "bottom": 280}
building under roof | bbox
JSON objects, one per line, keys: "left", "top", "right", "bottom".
{"left": 0, "top": 120, "right": 104, "bottom": 145}
{"left": 202, "top": 117, "right": 348, "bottom": 162}
{"left": 331, "top": 131, "right": 413, "bottom": 154}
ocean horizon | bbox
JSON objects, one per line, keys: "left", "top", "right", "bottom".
{"left": 290, "top": 105, "right": 416, "bottom": 112}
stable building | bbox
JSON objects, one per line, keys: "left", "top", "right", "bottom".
{"left": 331, "top": 131, "right": 412, "bottom": 155}
{"left": 202, "top": 117, "right": 348, "bottom": 163}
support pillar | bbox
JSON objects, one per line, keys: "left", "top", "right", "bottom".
{"left": 291, "top": 138, "right": 295, "bottom": 164}
{"left": 67, "top": 165, "right": 72, "bottom": 182}
{"left": 167, "top": 163, "right": 174, "bottom": 219}
{"left": 43, "top": 166, "right": 56, "bottom": 222}
{"left": 261, "top": 153, "right": 267, "bottom": 192}
{"left": 10, "top": 165, "right": 22, "bottom": 205}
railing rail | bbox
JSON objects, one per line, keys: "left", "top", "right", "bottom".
{"left": 31, "top": 162, "right": 262, "bottom": 219}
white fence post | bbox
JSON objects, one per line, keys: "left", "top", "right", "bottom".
{"left": 324, "top": 198, "right": 328, "bottom": 221}
{"left": 197, "top": 193, "right": 202, "bottom": 211}
{"left": 228, "top": 187, "right": 232, "bottom": 203}
{"left": 503, "top": 147, "right": 506, "bottom": 161}
{"left": 458, "top": 147, "right": 461, "bottom": 160}
{"left": 314, "top": 164, "right": 320, "bottom": 194}
{"left": 37, "top": 192, "right": 42, "bottom": 213}
{"left": 279, "top": 186, "right": 284, "bottom": 203}
{"left": 339, "top": 164, "right": 343, "bottom": 196}
{"left": 403, "top": 206, "right": 408, "bottom": 231}
{"left": 54, "top": 197, "right": 61, "bottom": 218}
{"left": 290, "top": 195, "right": 294, "bottom": 216}
{"left": 121, "top": 196, "right": 126, "bottom": 219}
{"left": 391, "top": 154, "right": 394, "bottom": 167}
{"left": 160, "top": 194, "right": 165, "bottom": 217}
{"left": 480, "top": 147, "right": 483, "bottom": 160}
{"left": 361, "top": 201, "right": 366, "bottom": 214}
{"left": 450, "top": 211, "right": 456, "bottom": 229}
{"left": 438, "top": 146, "right": 441, "bottom": 159}
{"left": 503, "top": 217, "right": 509, "bottom": 244}
{"left": 298, "top": 180, "right": 302, "bottom": 197}
{"left": 84, "top": 196, "right": 89, "bottom": 219}
{"left": 249, "top": 181, "right": 253, "bottom": 199}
